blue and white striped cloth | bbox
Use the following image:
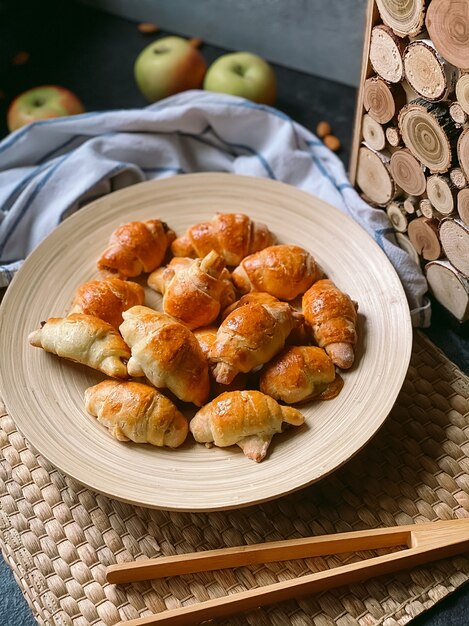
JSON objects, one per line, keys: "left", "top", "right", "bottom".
{"left": 0, "top": 90, "right": 430, "bottom": 326}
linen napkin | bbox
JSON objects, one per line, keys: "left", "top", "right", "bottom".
{"left": 0, "top": 89, "right": 430, "bottom": 326}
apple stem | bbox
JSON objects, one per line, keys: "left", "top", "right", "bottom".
{"left": 233, "top": 64, "right": 246, "bottom": 77}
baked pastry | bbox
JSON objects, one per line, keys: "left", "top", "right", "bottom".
{"left": 156, "top": 251, "right": 233, "bottom": 329}
{"left": 232, "top": 244, "right": 321, "bottom": 300}
{"left": 119, "top": 306, "right": 210, "bottom": 406}
{"left": 85, "top": 380, "right": 188, "bottom": 448}
{"left": 210, "top": 292, "right": 302, "bottom": 384}
{"left": 148, "top": 256, "right": 236, "bottom": 311}
{"left": 28, "top": 313, "right": 130, "bottom": 378}
{"left": 190, "top": 390, "right": 305, "bottom": 462}
{"left": 260, "top": 346, "right": 343, "bottom": 404}
{"left": 193, "top": 326, "right": 248, "bottom": 396}
{"left": 302, "top": 279, "right": 358, "bottom": 369}
{"left": 171, "top": 213, "right": 276, "bottom": 266}
{"left": 97, "top": 219, "right": 176, "bottom": 278}
{"left": 70, "top": 277, "right": 145, "bottom": 329}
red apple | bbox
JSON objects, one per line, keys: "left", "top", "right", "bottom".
{"left": 134, "top": 36, "right": 207, "bottom": 102}
{"left": 7, "top": 85, "right": 85, "bottom": 132}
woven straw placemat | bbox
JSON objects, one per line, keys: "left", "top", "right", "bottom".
{"left": 0, "top": 330, "right": 468, "bottom": 626}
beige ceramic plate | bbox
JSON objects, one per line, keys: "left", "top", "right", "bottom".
{"left": 0, "top": 173, "right": 412, "bottom": 511}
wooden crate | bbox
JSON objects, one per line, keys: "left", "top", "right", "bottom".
{"left": 349, "top": 0, "right": 469, "bottom": 323}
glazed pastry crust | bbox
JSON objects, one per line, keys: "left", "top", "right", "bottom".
{"left": 85, "top": 380, "right": 188, "bottom": 448}
{"left": 210, "top": 293, "right": 302, "bottom": 384}
{"left": 260, "top": 346, "right": 341, "bottom": 404}
{"left": 232, "top": 244, "right": 322, "bottom": 300}
{"left": 190, "top": 390, "right": 304, "bottom": 461}
{"left": 160, "top": 252, "right": 232, "bottom": 329}
{"left": 97, "top": 219, "right": 176, "bottom": 278}
{"left": 302, "top": 279, "right": 358, "bottom": 369}
{"left": 70, "top": 277, "right": 145, "bottom": 329}
{"left": 171, "top": 213, "right": 276, "bottom": 266}
{"left": 119, "top": 306, "right": 210, "bottom": 406}
{"left": 148, "top": 256, "right": 236, "bottom": 313}
{"left": 28, "top": 313, "right": 130, "bottom": 378}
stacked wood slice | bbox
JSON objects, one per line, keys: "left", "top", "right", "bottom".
{"left": 352, "top": 0, "right": 469, "bottom": 323}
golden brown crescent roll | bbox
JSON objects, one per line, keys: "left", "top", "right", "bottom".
{"left": 148, "top": 256, "right": 236, "bottom": 311}
{"left": 193, "top": 326, "right": 248, "bottom": 397}
{"left": 97, "top": 219, "right": 176, "bottom": 278}
{"left": 28, "top": 313, "right": 130, "bottom": 378}
{"left": 260, "top": 346, "right": 343, "bottom": 404}
{"left": 70, "top": 277, "right": 145, "bottom": 329}
{"left": 302, "top": 279, "right": 358, "bottom": 369}
{"left": 119, "top": 306, "right": 210, "bottom": 406}
{"left": 231, "top": 244, "right": 322, "bottom": 300}
{"left": 190, "top": 390, "right": 304, "bottom": 462}
{"left": 159, "top": 251, "right": 232, "bottom": 329}
{"left": 85, "top": 380, "right": 188, "bottom": 448}
{"left": 171, "top": 213, "right": 276, "bottom": 266}
{"left": 209, "top": 292, "right": 302, "bottom": 384}
{"left": 147, "top": 257, "right": 193, "bottom": 294}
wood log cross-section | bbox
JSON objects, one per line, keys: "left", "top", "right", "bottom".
{"left": 375, "top": 0, "right": 427, "bottom": 38}
{"left": 369, "top": 24, "right": 405, "bottom": 83}
{"left": 362, "top": 113, "right": 386, "bottom": 151}
{"left": 426, "top": 0, "right": 469, "bottom": 71}
{"left": 403, "top": 39, "right": 458, "bottom": 102}
{"left": 404, "top": 196, "right": 419, "bottom": 214}
{"left": 425, "top": 259, "right": 469, "bottom": 322}
{"left": 386, "top": 126, "right": 402, "bottom": 147}
{"left": 364, "top": 76, "right": 406, "bottom": 125}
{"left": 457, "top": 128, "right": 469, "bottom": 182}
{"left": 390, "top": 148, "right": 427, "bottom": 196}
{"left": 439, "top": 218, "right": 469, "bottom": 277}
{"left": 398, "top": 99, "right": 461, "bottom": 173}
{"left": 419, "top": 198, "right": 436, "bottom": 219}
{"left": 426, "top": 175, "right": 457, "bottom": 216}
{"left": 408, "top": 216, "right": 442, "bottom": 260}
{"left": 356, "top": 145, "right": 400, "bottom": 206}
{"left": 449, "top": 168, "right": 467, "bottom": 191}
{"left": 449, "top": 102, "right": 468, "bottom": 127}
{"left": 386, "top": 202, "right": 409, "bottom": 232}
{"left": 455, "top": 74, "right": 469, "bottom": 116}
{"left": 457, "top": 188, "right": 469, "bottom": 226}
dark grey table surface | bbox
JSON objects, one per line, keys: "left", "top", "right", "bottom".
{"left": 0, "top": 0, "right": 467, "bottom": 624}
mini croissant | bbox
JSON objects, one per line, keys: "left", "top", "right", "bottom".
{"left": 28, "top": 313, "right": 130, "bottom": 378}
{"left": 70, "top": 277, "right": 145, "bottom": 329}
{"left": 302, "top": 279, "right": 358, "bottom": 369}
{"left": 260, "top": 346, "right": 343, "bottom": 404}
{"left": 97, "top": 219, "right": 176, "bottom": 278}
{"left": 148, "top": 256, "right": 236, "bottom": 312}
{"left": 171, "top": 213, "right": 276, "bottom": 266}
{"left": 119, "top": 306, "right": 210, "bottom": 406}
{"left": 151, "top": 251, "right": 233, "bottom": 329}
{"left": 232, "top": 244, "right": 322, "bottom": 300}
{"left": 85, "top": 380, "right": 188, "bottom": 448}
{"left": 190, "top": 390, "right": 305, "bottom": 462}
{"left": 193, "top": 326, "right": 248, "bottom": 396}
{"left": 210, "top": 292, "right": 302, "bottom": 384}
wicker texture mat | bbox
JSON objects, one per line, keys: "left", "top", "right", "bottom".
{"left": 0, "top": 330, "right": 468, "bottom": 626}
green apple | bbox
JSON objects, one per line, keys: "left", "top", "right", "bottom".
{"left": 134, "top": 36, "right": 207, "bottom": 102}
{"left": 7, "top": 85, "right": 85, "bottom": 132}
{"left": 203, "top": 52, "right": 277, "bottom": 105}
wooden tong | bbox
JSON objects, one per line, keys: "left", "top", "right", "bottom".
{"left": 107, "top": 519, "right": 469, "bottom": 626}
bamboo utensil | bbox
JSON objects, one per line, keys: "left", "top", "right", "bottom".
{"left": 107, "top": 520, "right": 469, "bottom": 626}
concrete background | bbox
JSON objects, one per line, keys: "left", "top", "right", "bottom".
{"left": 81, "top": 0, "right": 368, "bottom": 87}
